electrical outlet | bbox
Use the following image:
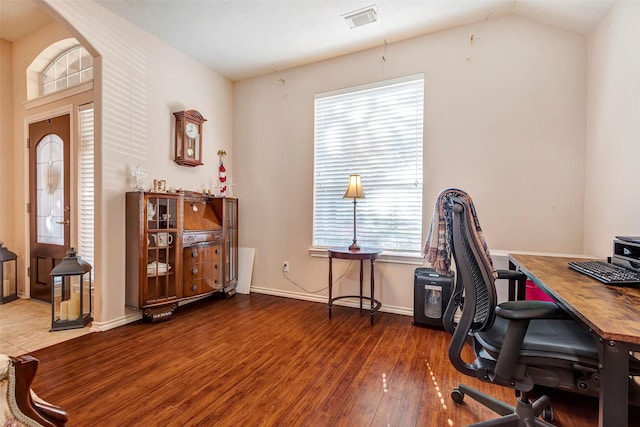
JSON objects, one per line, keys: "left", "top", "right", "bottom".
{"left": 282, "top": 261, "right": 289, "bottom": 272}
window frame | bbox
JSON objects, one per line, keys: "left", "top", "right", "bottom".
{"left": 41, "top": 45, "right": 94, "bottom": 97}
{"left": 312, "top": 74, "right": 425, "bottom": 261}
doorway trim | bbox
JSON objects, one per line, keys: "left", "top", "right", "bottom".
{"left": 23, "top": 104, "right": 76, "bottom": 300}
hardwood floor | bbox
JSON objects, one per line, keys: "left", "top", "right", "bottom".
{"left": 24, "top": 293, "right": 638, "bottom": 426}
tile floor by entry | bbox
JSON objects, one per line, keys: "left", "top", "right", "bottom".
{"left": 0, "top": 298, "right": 92, "bottom": 357}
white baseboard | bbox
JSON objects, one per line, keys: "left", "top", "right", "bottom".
{"left": 93, "top": 287, "right": 412, "bottom": 332}
{"left": 90, "top": 310, "right": 142, "bottom": 332}
{"left": 249, "top": 286, "right": 413, "bottom": 317}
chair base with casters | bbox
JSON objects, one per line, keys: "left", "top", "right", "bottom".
{"left": 452, "top": 385, "right": 554, "bottom": 427}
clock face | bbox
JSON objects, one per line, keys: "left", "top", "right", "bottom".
{"left": 185, "top": 122, "right": 199, "bottom": 139}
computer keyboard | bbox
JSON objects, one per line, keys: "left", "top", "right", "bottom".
{"left": 568, "top": 260, "right": 640, "bottom": 285}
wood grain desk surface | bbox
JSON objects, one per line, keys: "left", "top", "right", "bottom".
{"left": 509, "top": 253, "right": 640, "bottom": 346}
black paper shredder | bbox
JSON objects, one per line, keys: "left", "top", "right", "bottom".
{"left": 413, "top": 268, "right": 454, "bottom": 328}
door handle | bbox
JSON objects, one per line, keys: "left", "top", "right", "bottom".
{"left": 56, "top": 220, "right": 70, "bottom": 225}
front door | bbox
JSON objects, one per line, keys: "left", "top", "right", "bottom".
{"left": 29, "top": 114, "right": 71, "bottom": 303}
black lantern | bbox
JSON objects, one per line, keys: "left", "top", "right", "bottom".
{"left": 0, "top": 241, "right": 18, "bottom": 304}
{"left": 49, "top": 248, "right": 92, "bottom": 331}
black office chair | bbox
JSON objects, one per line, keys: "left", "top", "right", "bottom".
{"left": 437, "top": 191, "right": 612, "bottom": 426}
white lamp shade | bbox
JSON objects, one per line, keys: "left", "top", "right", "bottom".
{"left": 343, "top": 174, "right": 365, "bottom": 199}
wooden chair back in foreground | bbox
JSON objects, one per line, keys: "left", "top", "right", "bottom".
{"left": 1, "top": 354, "right": 69, "bottom": 426}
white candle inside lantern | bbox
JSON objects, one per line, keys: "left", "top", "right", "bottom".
{"left": 68, "top": 292, "right": 81, "bottom": 320}
{"left": 60, "top": 300, "right": 69, "bottom": 321}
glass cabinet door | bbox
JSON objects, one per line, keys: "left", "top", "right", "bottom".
{"left": 145, "top": 196, "right": 179, "bottom": 304}
{"left": 224, "top": 199, "right": 238, "bottom": 285}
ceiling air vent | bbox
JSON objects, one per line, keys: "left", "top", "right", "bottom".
{"left": 343, "top": 5, "right": 379, "bottom": 29}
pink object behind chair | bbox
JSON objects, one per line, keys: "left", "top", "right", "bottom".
{"left": 525, "top": 279, "right": 554, "bottom": 302}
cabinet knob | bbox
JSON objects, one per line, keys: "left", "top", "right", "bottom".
{"left": 192, "top": 268, "right": 198, "bottom": 275}
{"left": 215, "top": 249, "right": 219, "bottom": 254}
{"left": 214, "top": 264, "right": 218, "bottom": 269}
{"left": 191, "top": 284, "right": 198, "bottom": 292}
{"left": 192, "top": 249, "right": 198, "bottom": 257}
{"left": 214, "top": 279, "right": 219, "bottom": 284}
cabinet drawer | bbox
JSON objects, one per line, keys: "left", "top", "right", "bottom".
{"left": 184, "top": 245, "right": 222, "bottom": 265}
{"left": 183, "top": 244, "right": 222, "bottom": 297}
{"left": 183, "top": 277, "right": 223, "bottom": 297}
{"left": 184, "top": 260, "right": 219, "bottom": 280}
{"left": 183, "top": 232, "right": 222, "bottom": 246}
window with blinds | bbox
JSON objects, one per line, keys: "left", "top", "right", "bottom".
{"left": 78, "top": 104, "right": 94, "bottom": 267}
{"left": 313, "top": 74, "right": 424, "bottom": 254}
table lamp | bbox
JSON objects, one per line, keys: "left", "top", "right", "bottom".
{"left": 343, "top": 174, "right": 365, "bottom": 251}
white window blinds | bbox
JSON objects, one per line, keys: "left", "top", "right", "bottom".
{"left": 313, "top": 75, "right": 424, "bottom": 253}
{"left": 78, "top": 104, "right": 94, "bottom": 267}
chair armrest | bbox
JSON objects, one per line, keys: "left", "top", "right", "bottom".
{"left": 12, "top": 355, "right": 68, "bottom": 427}
{"left": 496, "top": 300, "right": 570, "bottom": 320}
{"left": 31, "top": 390, "right": 69, "bottom": 425}
{"left": 496, "top": 269, "right": 527, "bottom": 301}
{"left": 492, "top": 301, "right": 570, "bottom": 386}
{"left": 495, "top": 269, "right": 527, "bottom": 281}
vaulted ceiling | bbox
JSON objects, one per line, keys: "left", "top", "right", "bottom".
{"left": 1, "top": 0, "right": 614, "bottom": 81}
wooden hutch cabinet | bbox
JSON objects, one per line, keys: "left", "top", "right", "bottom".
{"left": 126, "top": 192, "right": 238, "bottom": 322}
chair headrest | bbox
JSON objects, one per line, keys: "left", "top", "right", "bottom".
{"left": 425, "top": 188, "right": 496, "bottom": 278}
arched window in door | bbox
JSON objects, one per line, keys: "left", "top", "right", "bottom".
{"left": 36, "top": 134, "right": 64, "bottom": 245}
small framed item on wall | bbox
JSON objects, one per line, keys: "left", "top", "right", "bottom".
{"left": 174, "top": 110, "right": 206, "bottom": 167}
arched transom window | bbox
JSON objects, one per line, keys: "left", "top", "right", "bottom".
{"left": 41, "top": 45, "right": 93, "bottom": 96}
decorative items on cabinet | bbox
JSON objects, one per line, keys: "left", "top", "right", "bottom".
{"left": 217, "top": 150, "right": 227, "bottom": 196}
{"left": 0, "top": 242, "right": 18, "bottom": 304}
{"left": 153, "top": 179, "right": 167, "bottom": 193}
{"left": 49, "top": 248, "right": 93, "bottom": 331}
{"left": 126, "top": 192, "right": 238, "bottom": 322}
{"left": 131, "top": 165, "right": 148, "bottom": 191}
{"left": 174, "top": 110, "right": 206, "bottom": 167}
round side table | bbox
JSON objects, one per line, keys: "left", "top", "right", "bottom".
{"left": 327, "top": 247, "right": 382, "bottom": 325}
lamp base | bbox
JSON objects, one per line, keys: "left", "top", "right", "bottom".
{"left": 349, "top": 242, "right": 361, "bottom": 251}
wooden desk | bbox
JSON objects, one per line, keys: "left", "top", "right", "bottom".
{"left": 509, "top": 253, "right": 640, "bottom": 427}
{"left": 328, "top": 247, "right": 382, "bottom": 325}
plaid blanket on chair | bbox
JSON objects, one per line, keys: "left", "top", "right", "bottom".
{"left": 423, "top": 188, "right": 497, "bottom": 279}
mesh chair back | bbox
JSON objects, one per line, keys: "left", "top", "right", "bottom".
{"left": 451, "top": 195, "right": 497, "bottom": 331}
{"left": 444, "top": 195, "right": 499, "bottom": 376}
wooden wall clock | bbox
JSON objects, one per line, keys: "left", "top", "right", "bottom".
{"left": 174, "top": 110, "right": 206, "bottom": 167}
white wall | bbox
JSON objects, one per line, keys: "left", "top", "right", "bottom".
{"left": 584, "top": 1, "right": 640, "bottom": 258}
{"left": 23, "top": 0, "right": 234, "bottom": 328}
{"left": 234, "top": 14, "right": 587, "bottom": 312}
{"left": 4, "top": 4, "right": 593, "bottom": 324}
